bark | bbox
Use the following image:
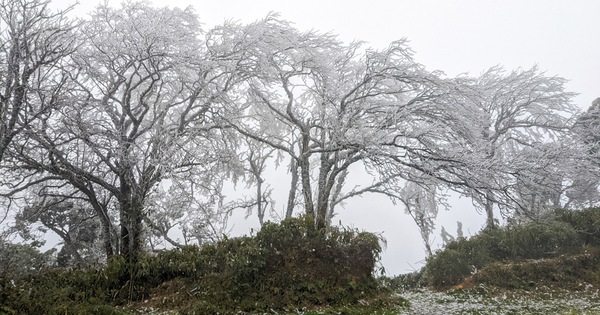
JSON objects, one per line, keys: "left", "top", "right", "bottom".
{"left": 485, "top": 190, "right": 496, "bottom": 229}
{"left": 285, "top": 156, "right": 298, "bottom": 219}
{"left": 299, "top": 134, "right": 314, "bottom": 218}
{"left": 118, "top": 172, "right": 146, "bottom": 261}
{"left": 256, "top": 177, "right": 264, "bottom": 225}
{"left": 315, "top": 154, "right": 334, "bottom": 230}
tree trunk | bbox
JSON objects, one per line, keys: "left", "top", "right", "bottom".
{"left": 70, "top": 182, "right": 115, "bottom": 260}
{"left": 119, "top": 197, "right": 144, "bottom": 262}
{"left": 299, "top": 134, "right": 314, "bottom": 218}
{"left": 286, "top": 156, "right": 298, "bottom": 219}
{"left": 485, "top": 190, "right": 496, "bottom": 229}
{"left": 102, "top": 221, "right": 115, "bottom": 259}
{"left": 256, "top": 177, "right": 264, "bottom": 225}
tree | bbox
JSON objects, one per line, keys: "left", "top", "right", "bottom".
{"left": 8, "top": 2, "right": 245, "bottom": 261}
{"left": 0, "top": 0, "right": 76, "bottom": 228}
{"left": 220, "top": 16, "right": 484, "bottom": 229}
{"left": 0, "top": 240, "right": 55, "bottom": 276}
{"left": 399, "top": 180, "right": 439, "bottom": 258}
{"left": 0, "top": 0, "right": 76, "bottom": 163}
{"left": 238, "top": 137, "right": 277, "bottom": 225}
{"left": 567, "top": 97, "right": 600, "bottom": 207}
{"left": 15, "top": 195, "right": 104, "bottom": 266}
{"left": 455, "top": 66, "right": 578, "bottom": 228}
{"left": 144, "top": 162, "right": 235, "bottom": 248}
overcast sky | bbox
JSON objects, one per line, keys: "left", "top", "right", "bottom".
{"left": 53, "top": 0, "right": 600, "bottom": 275}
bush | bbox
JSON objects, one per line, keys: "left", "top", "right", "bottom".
{"left": 183, "top": 216, "right": 385, "bottom": 313}
{"left": 0, "top": 216, "right": 386, "bottom": 314}
{"left": 0, "top": 266, "right": 126, "bottom": 315}
{"left": 555, "top": 208, "right": 600, "bottom": 246}
{"left": 474, "top": 248, "right": 600, "bottom": 289}
{"left": 425, "top": 221, "right": 581, "bottom": 288}
{"left": 380, "top": 270, "right": 426, "bottom": 291}
{"left": 496, "top": 221, "right": 580, "bottom": 259}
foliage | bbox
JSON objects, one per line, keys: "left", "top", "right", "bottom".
{"left": 380, "top": 270, "right": 426, "bottom": 291}
{"left": 0, "top": 217, "right": 387, "bottom": 314}
{"left": 0, "top": 263, "right": 125, "bottom": 314}
{"left": 425, "top": 219, "right": 582, "bottom": 288}
{"left": 181, "top": 216, "right": 384, "bottom": 313}
{"left": 15, "top": 198, "right": 104, "bottom": 267}
{"left": 0, "top": 242, "right": 55, "bottom": 277}
{"left": 554, "top": 208, "right": 600, "bottom": 245}
{"left": 456, "top": 66, "right": 579, "bottom": 228}
{"left": 474, "top": 248, "right": 600, "bottom": 289}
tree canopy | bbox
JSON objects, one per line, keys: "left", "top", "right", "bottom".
{"left": 0, "top": 0, "right": 592, "bottom": 262}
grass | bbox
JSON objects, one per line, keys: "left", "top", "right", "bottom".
{"left": 117, "top": 292, "right": 409, "bottom": 314}
{"left": 114, "top": 284, "right": 600, "bottom": 314}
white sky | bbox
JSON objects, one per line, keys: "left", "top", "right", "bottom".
{"left": 53, "top": 0, "right": 600, "bottom": 275}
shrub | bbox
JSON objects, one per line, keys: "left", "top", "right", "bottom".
{"left": 0, "top": 266, "right": 126, "bottom": 315}
{"left": 425, "top": 249, "right": 474, "bottom": 288}
{"left": 380, "top": 270, "right": 426, "bottom": 290}
{"left": 474, "top": 249, "right": 600, "bottom": 289}
{"left": 555, "top": 208, "right": 600, "bottom": 246}
{"left": 425, "top": 221, "right": 581, "bottom": 288}
{"left": 492, "top": 221, "right": 580, "bottom": 260}
{"left": 181, "top": 216, "right": 385, "bottom": 313}
{"left": 0, "top": 216, "right": 386, "bottom": 314}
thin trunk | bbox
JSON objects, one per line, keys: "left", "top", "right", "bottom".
{"left": 299, "top": 134, "right": 314, "bottom": 218}
{"left": 256, "top": 178, "right": 264, "bottom": 225}
{"left": 485, "top": 190, "right": 496, "bottom": 229}
{"left": 315, "top": 153, "right": 331, "bottom": 229}
{"left": 102, "top": 221, "right": 115, "bottom": 259}
{"left": 424, "top": 242, "right": 433, "bottom": 259}
{"left": 286, "top": 156, "right": 298, "bottom": 219}
{"left": 327, "top": 169, "right": 347, "bottom": 225}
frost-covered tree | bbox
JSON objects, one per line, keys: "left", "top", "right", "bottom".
{"left": 567, "top": 97, "right": 600, "bottom": 207}
{"left": 220, "top": 16, "right": 544, "bottom": 231}
{"left": 399, "top": 180, "right": 439, "bottom": 258}
{"left": 8, "top": 2, "right": 245, "bottom": 261}
{"left": 455, "top": 66, "right": 578, "bottom": 228}
{"left": 0, "top": 0, "right": 76, "bottom": 163}
{"left": 237, "top": 138, "right": 277, "bottom": 225}
{"left": 144, "top": 150, "right": 236, "bottom": 248}
{"left": 219, "top": 16, "right": 485, "bottom": 229}
{"left": 0, "top": 0, "right": 77, "bottom": 228}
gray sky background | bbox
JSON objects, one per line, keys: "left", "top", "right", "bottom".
{"left": 52, "top": 0, "right": 600, "bottom": 275}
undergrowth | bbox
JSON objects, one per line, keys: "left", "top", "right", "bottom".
{"left": 421, "top": 207, "right": 600, "bottom": 290}
{"left": 0, "top": 216, "right": 393, "bottom": 314}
